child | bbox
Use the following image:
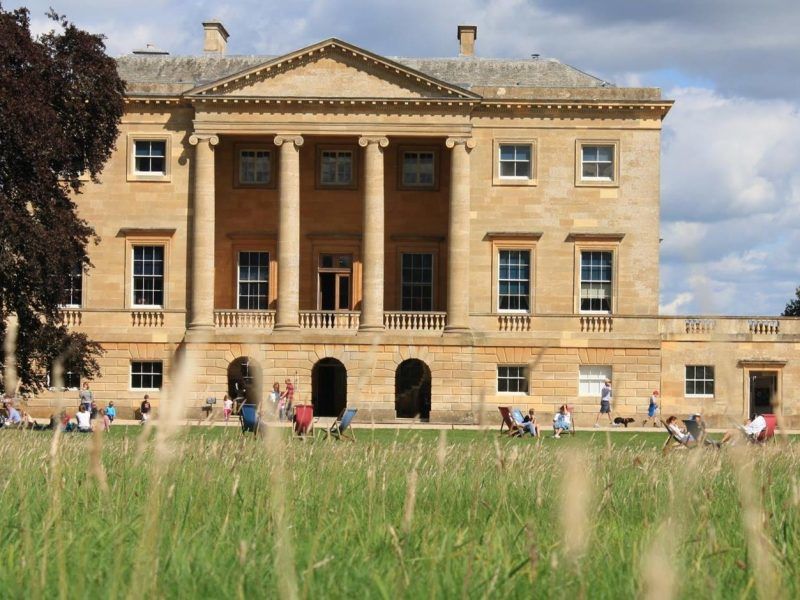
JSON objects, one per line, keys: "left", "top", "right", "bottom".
{"left": 222, "top": 394, "right": 233, "bottom": 422}
{"left": 521, "top": 409, "right": 539, "bottom": 436}
{"left": 101, "top": 408, "right": 111, "bottom": 432}
{"left": 643, "top": 390, "right": 659, "bottom": 427}
{"left": 105, "top": 401, "right": 116, "bottom": 423}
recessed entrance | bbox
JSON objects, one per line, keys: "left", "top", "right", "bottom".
{"left": 749, "top": 371, "right": 778, "bottom": 416}
{"left": 318, "top": 254, "right": 352, "bottom": 310}
{"left": 227, "top": 356, "right": 261, "bottom": 405}
{"left": 395, "top": 359, "right": 432, "bottom": 420}
{"left": 312, "top": 358, "right": 347, "bottom": 417}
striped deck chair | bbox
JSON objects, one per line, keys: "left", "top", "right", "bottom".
{"left": 322, "top": 407, "right": 358, "bottom": 441}
{"left": 498, "top": 406, "right": 522, "bottom": 437}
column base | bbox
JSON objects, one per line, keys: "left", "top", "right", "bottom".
{"left": 274, "top": 323, "right": 301, "bottom": 331}
{"left": 443, "top": 325, "right": 471, "bottom": 335}
{"left": 358, "top": 324, "right": 385, "bottom": 333}
{"left": 185, "top": 325, "right": 215, "bottom": 343}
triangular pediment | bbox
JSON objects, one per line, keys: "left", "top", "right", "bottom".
{"left": 186, "top": 39, "right": 479, "bottom": 100}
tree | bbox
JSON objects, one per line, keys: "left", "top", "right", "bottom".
{"left": 784, "top": 287, "right": 800, "bottom": 317}
{"left": 0, "top": 6, "right": 124, "bottom": 394}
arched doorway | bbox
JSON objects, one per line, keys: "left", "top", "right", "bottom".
{"left": 227, "top": 357, "right": 261, "bottom": 405}
{"left": 312, "top": 358, "right": 347, "bottom": 417}
{"left": 395, "top": 359, "right": 431, "bottom": 420}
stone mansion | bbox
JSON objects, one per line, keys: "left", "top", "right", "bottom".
{"left": 36, "top": 22, "right": 799, "bottom": 426}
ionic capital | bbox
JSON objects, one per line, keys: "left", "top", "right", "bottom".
{"left": 358, "top": 136, "right": 389, "bottom": 148}
{"left": 274, "top": 134, "right": 305, "bottom": 148}
{"left": 189, "top": 134, "right": 219, "bottom": 147}
{"left": 445, "top": 137, "right": 476, "bottom": 150}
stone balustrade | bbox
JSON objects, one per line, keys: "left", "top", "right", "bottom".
{"left": 384, "top": 311, "right": 446, "bottom": 331}
{"left": 579, "top": 315, "right": 613, "bottom": 333}
{"left": 299, "top": 310, "right": 360, "bottom": 330}
{"left": 131, "top": 310, "right": 165, "bottom": 327}
{"left": 214, "top": 310, "right": 275, "bottom": 329}
{"left": 748, "top": 319, "right": 780, "bottom": 335}
{"left": 684, "top": 318, "right": 715, "bottom": 334}
{"left": 60, "top": 309, "right": 82, "bottom": 327}
{"left": 497, "top": 314, "right": 531, "bottom": 332}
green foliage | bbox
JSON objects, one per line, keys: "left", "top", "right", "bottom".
{"left": 0, "top": 5, "right": 124, "bottom": 393}
{"left": 783, "top": 286, "right": 800, "bottom": 316}
{"left": 0, "top": 428, "right": 798, "bottom": 598}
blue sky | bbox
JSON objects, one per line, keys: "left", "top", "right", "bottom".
{"left": 19, "top": 0, "right": 800, "bottom": 315}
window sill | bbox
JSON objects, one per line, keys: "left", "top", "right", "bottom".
{"left": 575, "top": 177, "right": 618, "bottom": 188}
{"left": 685, "top": 394, "right": 714, "bottom": 399}
{"left": 493, "top": 176, "right": 538, "bottom": 187}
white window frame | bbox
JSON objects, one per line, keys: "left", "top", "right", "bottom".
{"left": 498, "top": 143, "right": 533, "bottom": 180}
{"left": 131, "top": 245, "right": 165, "bottom": 309}
{"left": 237, "top": 148, "right": 272, "bottom": 186}
{"left": 497, "top": 249, "right": 532, "bottom": 313}
{"left": 579, "top": 250, "right": 613, "bottom": 314}
{"left": 497, "top": 365, "right": 529, "bottom": 394}
{"left": 130, "top": 361, "right": 163, "bottom": 391}
{"left": 579, "top": 365, "right": 612, "bottom": 397}
{"left": 401, "top": 150, "right": 437, "bottom": 189}
{"left": 127, "top": 135, "right": 171, "bottom": 182}
{"left": 133, "top": 140, "right": 167, "bottom": 175}
{"left": 237, "top": 251, "right": 270, "bottom": 310}
{"left": 685, "top": 365, "right": 715, "bottom": 398}
{"left": 576, "top": 140, "right": 618, "bottom": 187}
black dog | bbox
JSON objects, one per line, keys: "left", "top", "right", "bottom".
{"left": 613, "top": 417, "right": 635, "bottom": 428}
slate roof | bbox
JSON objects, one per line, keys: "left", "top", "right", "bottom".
{"left": 115, "top": 52, "right": 661, "bottom": 101}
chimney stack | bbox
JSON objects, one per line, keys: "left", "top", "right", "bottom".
{"left": 457, "top": 25, "right": 477, "bottom": 57}
{"left": 203, "top": 20, "right": 229, "bottom": 54}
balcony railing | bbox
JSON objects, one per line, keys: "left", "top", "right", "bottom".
{"left": 214, "top": 310, "right": 275, "bottom": 329}
{"left": 60, "top": 309, "right": 82, "bottom": 327}
{"left": 497, "top": 314, "right": 531, "bottom": 332}
{"left": 384, "top": 311, "right": 446, "bottom": 331}
{"left": 579, "top": 315, "right": 613, "bottom": 332}
{"left": 131, "top": 310, "right": 164, "bottom": 327}
{"left": 299, "top": 310, "right": 360, "bottom": 330}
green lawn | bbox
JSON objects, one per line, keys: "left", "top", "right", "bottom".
{"left": 1, "top": 427, "right": 797, "bottom": 598}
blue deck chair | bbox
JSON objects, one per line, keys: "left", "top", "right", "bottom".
{"left": 512, "top": 408, "right": 536, "bottom": 437}
{"left": 239, "top": 404, "right": 262, "bottom": 435}
{"left": 324, "top": 407, "right": 358, "bottom": 441}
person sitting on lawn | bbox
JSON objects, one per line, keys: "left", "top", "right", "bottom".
{"left": 101, "top": 408, "right": 111, "bottom": 432}
{"left": 3, "top": 401, "right": 22, "bottom": 428}
{"left": 521, "top": 409, "right": 539, "bottom": 437}
{"left": 665, "top": 415, "right": 695, "bottom": 446}
{"left": 75, "top": 404, "right": 92, "bottom": 432}
{"left": 553, "top": 405, "right": 571, "bottom": 438}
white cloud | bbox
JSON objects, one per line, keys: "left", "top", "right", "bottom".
{"left": 659, "top": 292, "right": 694, "bottom": 315}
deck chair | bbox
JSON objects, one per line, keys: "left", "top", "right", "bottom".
{"left": 683, "top": 419, "right": 720, "bottom": 448}
{"left": 239, "top": 404, "right": 262, "bottom": 435}
{"left": 512, "top": 408, "right": 539, "bottom": 437}
{"left": 498, "top": 406, "right": 522, "bottom": 437}
{"left": 322, "top": 407, "right": 358, "bottom": 441}
{"left": 754, "top": 414, "right": 777, "bottom": 443}
{"left": 662, "top": 420, "right": 697, "bottom": 454}
{"left": 293, "top": 404, "right": 314, "bottom": 437}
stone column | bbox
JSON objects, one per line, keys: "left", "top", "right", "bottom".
{"left": 274, "top": 135, "right": 304, "bottom": 330}
{"left": 358, "top": 136, "right": 389, "bottom": 332}
{"left": 188, "top": 133, "right": 219, "bottom": 330}
{"left": 444, "top": 137, "right": 476, "bottom": 333}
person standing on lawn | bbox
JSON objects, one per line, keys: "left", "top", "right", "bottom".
{"left": 79, "top": 382, "right": 93, "bottom": 413}
{"left": 105, "top": 401, "right": 116, "bottom": 423}
{"left": 222, "top": 394, "right": 233, "bottom": 422}
{"left": 594, "top": 378, "right": 615, "bottom": 428}
{"left": 281, "top": 378, "right": 295, "bottom": 419}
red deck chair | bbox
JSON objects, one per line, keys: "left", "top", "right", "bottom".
{"left": 498, "top": 406, "right": 522, "bottom": 437}
{"left": 293, "top": 404, "right": 314, "bottom": 436}
{"left": 756, "top": 414, "right": 777, "bottom": 443}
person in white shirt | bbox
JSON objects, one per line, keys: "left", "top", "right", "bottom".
{"left": 222, "top": 395, "right": 234, "bottom": 422}
{"left": 552, "top": 405, "right": 572, "bottom": 438}
{"left": 75, "top": 405, "right": 92, "bottom": 432}
{"left": 666, "top": 415, "right": 695, "bottom": 446}
{"left": 722, "top": 414, "right": 767, "bottom": 444}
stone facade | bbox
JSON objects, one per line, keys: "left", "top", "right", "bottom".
{"left": 31, "top": 25, "right": 800, "bottom": 427}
